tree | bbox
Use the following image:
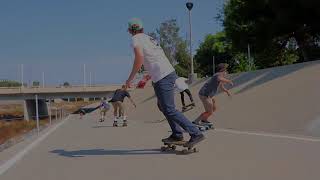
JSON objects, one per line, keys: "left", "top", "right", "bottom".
{"left": 32, "top": 81, "right": 40, "bottom": 87}
{"left": 174, "top": 40, "right": 191, "bottom": 77}
{"left": 0, "top": 80, "right": 21, "bottom": 87}
{"left": 194, "top": 32, "right": 233, "bottom": 77}
{"left": 150, "top": 19, "right": 191, "bottom": 77}
{"left": 63, "top": 82, "right": 70, "bottom": 87}
{"left": 222, "top": 0, "right": 320, "bottom": 64}
{"left": 156, "top": 19, "right": 181, "bottom": 65}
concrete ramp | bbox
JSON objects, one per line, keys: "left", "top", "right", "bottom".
{"left": 1, "top": 61, "right": 320, "bottom": 180}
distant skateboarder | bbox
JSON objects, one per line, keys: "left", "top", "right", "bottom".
{"left": 125, "top": 18, "right": 204, "bottom": 148}
{"left": 79, "top": 108, "right": 86, "bottom": 119}
{"left": 99, "top": 97, "right": 111, "bottom": 122}
{"left": 193, "top": 63, "right": 233, "bottom": 126}
{"left": 175, "top": 77, "right": 195, "bottom": 111}
{"left": 109, "top": 85, "right": 136, "bottom": 126}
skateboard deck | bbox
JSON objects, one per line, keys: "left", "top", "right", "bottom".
{"left": 161, "top": 140, "right": 198, "bottom": 154}
{"left": 194, "top": 123, "right": 214, "bottom": 131}
{"left": 182, "top": 104, "right": 195, "bottom": 112}
{"left": 111, "top": 117, "right": 128, "bottom": 127}
{"left": 113, "top": 122, "right": 128, "bottom": 127}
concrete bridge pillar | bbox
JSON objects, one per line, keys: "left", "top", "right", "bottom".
{"left": 24, "top": 98, "right": 49, "bottom": 121}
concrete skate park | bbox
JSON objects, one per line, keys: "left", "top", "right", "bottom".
{"left": 0, "top": 61, "right": 320, "bottom": 180}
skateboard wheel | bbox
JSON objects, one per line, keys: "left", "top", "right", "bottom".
{"left": 160, "top": 146, "right": 167, "bottom": 152}
{"left": 198, "top": 127, "right": 206, "bottom": 131}
{"left": 171, "top": 145, "right": 176, "bottom": 150}
{"left": 193, "top": 148, "right": 198, "bottom": 152}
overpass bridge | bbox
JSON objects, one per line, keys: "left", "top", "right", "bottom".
{"left": 0, "top": 85, "right": 123, "bottom": 100}
{"left": 0, "top": 85, "right": 123, "bottom": 120}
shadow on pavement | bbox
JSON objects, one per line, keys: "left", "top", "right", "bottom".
{"left": 50, "top": 148, "right": 174, "bottom": 157}
{"left": 73, "top": 107, "right": 99, "bottom": 114}
{"left": 91, "top": 125, "right": 115, "bottom": 128}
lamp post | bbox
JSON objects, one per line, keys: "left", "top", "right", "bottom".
{"left": 20, "top": 64, "right": 24, "bottom": 88}
{"left": 186, "top": 2, "right": 197, "bottom": 83}
{"left": 83, "top": 64, "right": 86, "bottom": 87}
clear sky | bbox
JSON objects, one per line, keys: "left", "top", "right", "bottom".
{"left": 0, "top": 0, "right": 225, "bottom": 85}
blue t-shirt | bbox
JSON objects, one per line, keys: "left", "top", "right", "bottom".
{"left": 199, "top": 73, "right": 221, "bottom": 97}
{"left": 110, "top": 89, "right": 131, "bottom": 102}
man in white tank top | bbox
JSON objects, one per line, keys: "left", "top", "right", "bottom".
{"left": 125, "top": 18, "right": 204, "bottom": 148}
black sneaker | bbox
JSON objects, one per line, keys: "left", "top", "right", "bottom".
{"left": 192, "top": 120, "right": 201, "bottom": 125}
{"left": 162, "top": 134, "right": 184, "bottom": 143}
{"left": 200, "top": 120, "right": 213, "bottom": 126}
{"left": 184, "top": 134, "right": 205, "bottom": 148}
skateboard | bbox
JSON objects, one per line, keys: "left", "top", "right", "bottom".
{"left": 113, "top": 120, "right": 128, "bottom": 127}
{"left": 160, "top": 140, "right": 198, "bottom": 154}
{"left": 182, "top": 103, "right": 195, "bottom": 112}
{"left": 194, "top": 122, "right": 214, "bottom": 131}
{"left": 112, "top": 118, "right": 128, "bottom": 127}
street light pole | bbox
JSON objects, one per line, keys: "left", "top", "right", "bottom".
{"left": 188, "top": 10, "right": 193, "bottom": 75}
{"left": 89, "top": 72, "right": 92, "bottom": 87}
{"left": 186, "top": 2, "right": 196, "bottom": 83}
{"left": 247, "top": 44, "right": 252, "bottom": 71}
{"left": 21, "top": 64, "right": 24, "bottom": 88}
{"left": 42, "top": 72, "right": 45, "bottom": 88}
{"left": 213, "top": 56, "right": 215, "bottom": 74}
{"left": 83, "top": 64, "right": 86, "bottom": 87}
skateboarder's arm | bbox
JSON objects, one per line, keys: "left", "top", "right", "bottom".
{"left": 219, "top": 84, "right": 231, "bottom": 96}
{"left": 218, "top": 76, "right": 233, "bottom": 86}
{"left": 126, "top": 47, "right": 144, "bottom": 87}
{"left": 128, "top": 97, "right": 136, "bottom": 108}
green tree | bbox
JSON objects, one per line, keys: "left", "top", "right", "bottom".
{"left": 150, "top": 19, "right": 191, "bottom": 77}
{"left": 32, "top": 81, "right": 40, "bottom": 87}
{"left": 157, "top": 19, "right": 181, "bottom": 65}
{"left": 232, "top": 53, "right": 257, "bottom": 73}
{"left": 222, "top": 0, "right": 320, "bottom": 64}
{"left": 63, "top": 82, "right": 71, "bottom": 87}
{"left": 0, "top": 80, "right": 21, "bottom": 87}
{"left": 174, "top": 40, "right": 190, "bottom": 77}
{"left": 194, "top": 32, "right": 233, "bottom": 77}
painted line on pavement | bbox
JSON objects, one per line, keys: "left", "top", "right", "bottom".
{"left": 216, "top": 128, "right": 320, "bottom": 142}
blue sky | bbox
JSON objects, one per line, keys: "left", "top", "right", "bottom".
{"left": 0, "top": 0, "right": 225, "bottom": 85}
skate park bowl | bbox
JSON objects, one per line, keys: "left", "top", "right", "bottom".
{"left": 1, "top": 60, "right": 320, "bottom": 180}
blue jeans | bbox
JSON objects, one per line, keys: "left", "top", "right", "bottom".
{"left": 153, "top": 72, "right": 202, "bottom": 138}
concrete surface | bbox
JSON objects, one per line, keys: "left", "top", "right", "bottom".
{"left": 0, "top": 61, "right": 320, "bottom": 180}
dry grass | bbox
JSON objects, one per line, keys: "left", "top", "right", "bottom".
{"left": 0, "top": 100, "right": 96, "bottom": 145}
{"left": 0, "top": 119, "right": 48, "bottom": 145}
{"left": 0, "top": 104, "right": 23, "bottom": 117}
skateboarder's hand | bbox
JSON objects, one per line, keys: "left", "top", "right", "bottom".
{"left": 229, "top": 81, "right": 234, "bottom": 86}
{"left": 226, "top": 90, "right": 232, "bottom": 97}
{"left": 125, "top": 80, "right": 131, "bottom": 89}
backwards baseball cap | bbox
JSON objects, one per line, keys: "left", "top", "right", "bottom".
{"left": 217, "top": 63, "right": 229, "bottom": 72}
{"left": 128, "top": 18, "right": 143, "bottom": 31}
